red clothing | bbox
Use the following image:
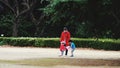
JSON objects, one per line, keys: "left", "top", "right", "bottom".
{"left": 60, "top": 31, "right": 70, "bottom": 46}
{"left": 60, "top": 44, "right": 65, "bottom": 51}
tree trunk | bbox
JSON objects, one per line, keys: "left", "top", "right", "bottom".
{"left": 0, "top": 0, "right": 36, "bottom": 37}
{"left": 31, "top": 13, "right": 45, "bottom": 37}
{"left": 39, "top": 25, "right": 46, "bottom": 37}
{"left": 34, "top": 25, "right": 39, "bottom": 37}
{"left": 12, "top": 18, "right": 19, "bottom": 37}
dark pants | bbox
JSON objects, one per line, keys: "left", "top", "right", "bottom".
{"left": 65, "top": 49, "right": 68, "bottom": 55}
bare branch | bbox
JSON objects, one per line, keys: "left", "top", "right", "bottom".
{"left": 14, "top": 0, "right": 19, "bottom": 15}
{"left": 22, "top": 0, "right": 30, "bottom": 9}
{"left": 40, "top": 0, "right": 44, "bottom": 4}
{"left": 16, "top": 0, "right": 37, "bottom": 19}
{"left": 22, "top": 3, "right": 29, "bottom": 8}
{"left": 37, "top": 13, "right": 45, "bottom": 25}
{"left": 0, "top": 0, "right": 15, "bottom": 13}
{"left": 111, "top": 11, "right": 120, "bottom": 22}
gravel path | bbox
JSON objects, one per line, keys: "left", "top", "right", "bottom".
{"left": 0, "top": 47, "right": 120, "bottom": 68}
{"left": 0, "top": 63, "right": 120, "bottom": 68}
{"left": 0, "top": 47, "right": 120, "bottom": 60}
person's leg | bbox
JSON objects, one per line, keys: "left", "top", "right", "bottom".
{"left": 61, "top": 51, "right": 64, "bottom": 56}
{"left": 65, "top": 49, "right": 68, "bottom": 56}
{"left": 59, "top": 50, "right": 64, "bottom": 56}
{"left": 71, "top": 49, "right": 73, "bottom": 56}
{"left": 70, "top": 49, "right": 75, "bottom": 57}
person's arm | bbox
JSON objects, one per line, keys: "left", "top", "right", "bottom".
{"left": 65, "top": 32, "right": 70, "bottom": 46}
{"left": 67, "top": 32, "right": 70, "bottom": 41}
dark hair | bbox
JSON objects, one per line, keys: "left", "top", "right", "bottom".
{"left": 63, "top": 27, "right": 67, "bottom": 30}
{"left": 69, "top": 40, "right": 72, "bottom": 42}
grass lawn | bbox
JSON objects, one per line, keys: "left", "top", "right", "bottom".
{"left": 0, "top": 58, "right": 120, "bottom": 66}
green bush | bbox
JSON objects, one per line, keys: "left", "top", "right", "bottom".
{"left": 0, "top": 37, "right": 119, "bottom": 50}
{"left": 0, "top": 37, "right": 7, "bottom": 46}
{"left": 34, "top": 38, "right": 60, "bottom": 47}
{"left": 72, "top": 38, "right": 120, "bottom": 50}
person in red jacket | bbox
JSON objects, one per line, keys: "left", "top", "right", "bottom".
{"left": 60, "top": 27, "right": 71, "bottom": 56}
{"left": 59, "top": 41, "right": 66, "bottom": 56}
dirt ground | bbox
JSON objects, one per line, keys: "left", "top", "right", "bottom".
{"left": 0, "top": 46, "right": 120, "bottom": 68}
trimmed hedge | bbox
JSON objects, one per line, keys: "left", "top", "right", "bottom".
{"left": 0, "top": 37, "right": 60, "bottom": 47}
{"left": 72, "top": 38, "right": 120, "bottom": 50}
{"left": 0, "top": 37, "right": 120, "bottom": 50}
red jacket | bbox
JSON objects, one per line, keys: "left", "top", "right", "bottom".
{"left": 60, "top": 31, "right": 70, "bottom": 46}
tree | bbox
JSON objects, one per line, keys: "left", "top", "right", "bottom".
{"left": 0, "top": 13, "right": 13, "bottom": 36}
{"left": 29, "top": 0, "right": 49, "bottom": 37}
{"left": 0, "top": 0, "right": 120, "bottom": 38}
{"left": 0, "top": 4, "right": 3, "bottom": 13}
{"left": 110, "top": 0, "right": 120, "bottom": 39}
{"left": 0, "top": 0, "right": 36, "bottom": 37}
{"left": 43, "top": 0, "right": 87, "bottom": 37}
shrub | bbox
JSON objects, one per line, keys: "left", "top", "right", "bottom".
{"left": 72, "top": 38, "right": 120, "bottom": 50}
{"left": 0, "top": 37, "right": 119, "bottom": 50}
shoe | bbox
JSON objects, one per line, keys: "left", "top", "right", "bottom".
{"left": 70, "top": 55, "right": 74, "bottom": 57}
{"left": 65, "top": 55, "right": 67, "bottom": 56}
{"left": 59, "top": 55, "right": 63, "bottom": 57}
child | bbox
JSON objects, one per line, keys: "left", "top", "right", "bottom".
{"left": 59, "top": 41, "right": 66, "bottom": 56}
{"left": 69, "top": 40, "right": 76, "bottom": 57}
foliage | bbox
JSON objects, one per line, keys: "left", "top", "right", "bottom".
{"left": 0, "top": 37, "right": 119, "bottom": 50}
{"left": 42, "top": 0, "right": 120, "bottom": 38}
{"left": 0, "top": 13, "right": 14, "bottom": 36}
{"left": 72, "top": 38, "right": 120, "bottom": 50}
{"left": 18, "top": 20, "right": 35, "bottom": 37}
{"left": 0, "top": 0, "right": 120, "bottom": 38}
{"left": 42, "top": 0, "right": 87, "bottom": 37}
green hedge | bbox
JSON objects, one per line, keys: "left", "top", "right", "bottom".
{"left": 72, "top": 38, "right": 120, "bottom": 50}
{"left": 0, "top": 37, "right": 120, "bottom": 50}
{"left": 0, "top": 37, "right": 60, "bottom": 47}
